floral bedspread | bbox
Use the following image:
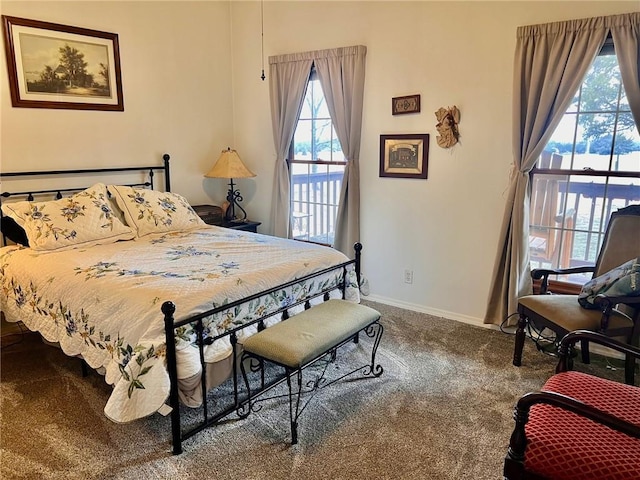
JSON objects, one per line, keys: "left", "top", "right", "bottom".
{"left": 0, "top": 226, "right": 357, "bottom": 422}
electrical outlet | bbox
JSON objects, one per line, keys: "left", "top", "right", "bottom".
{"left": 404, "top": 269, "right": 413, "bottom": 284}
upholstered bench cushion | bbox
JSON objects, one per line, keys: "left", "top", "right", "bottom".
{"left": 525, "top": 371, "right": 640, "bottom": 480}
{"left": 242, "top": 299, "right": 380, "bottom": 368}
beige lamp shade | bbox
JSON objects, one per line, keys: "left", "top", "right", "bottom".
{"left": 205, "top": 148, "right": 256, "bottom": 179}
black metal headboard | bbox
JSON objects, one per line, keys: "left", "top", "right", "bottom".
{"left": 0, "top": 153, "right": 171, "bottom": 245}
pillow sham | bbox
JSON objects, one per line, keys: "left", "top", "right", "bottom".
{"left": 108, "top": 185, "right": 204, "bottom": 237}
{"left": 1, "top": 200, "right": 31, "bottom": 228}
{"left": 1, "top": 187, "right": 128, "bottom": 228}
{"left": 2, "top": 183, "right": 134, "bottom": 251}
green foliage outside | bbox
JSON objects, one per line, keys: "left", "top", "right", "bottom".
{"left": 545, "top": 55, "right": 639, "bottom": 157}
{"left": 547, "top": 136, "right": 639, "bottom": 155}
{"left": 579, "top": 55, "right": 636, "bottom": 144}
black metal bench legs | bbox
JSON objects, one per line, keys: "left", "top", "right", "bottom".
{"left": 286, "top": 368, "right": 303, "bottom": 445}
{"left": 363, "top": 321, "right": 384, "bottom": 377}
{"left": 238, "top": 320, "right": 384, "bottom": 445}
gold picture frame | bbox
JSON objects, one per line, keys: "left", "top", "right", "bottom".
{"left": 379, "top": 134, "right": 429, "bottom": 179}
{"left": 2, "top": 15, "right": 124, "bottom": 111}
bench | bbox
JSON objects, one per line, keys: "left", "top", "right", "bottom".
{"left": 239, "top": 299, "right": 384, "bottom": 444}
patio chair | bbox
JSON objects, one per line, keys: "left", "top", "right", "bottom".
{"left": 513, "top": 204, "right": 640, "bottom": 384}
{"left": 529, "top": 151, "right": 575, "bottom": 269}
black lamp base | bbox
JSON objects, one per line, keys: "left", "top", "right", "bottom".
{"left": 224, "top": 179, "right": 248, "bottom": 222}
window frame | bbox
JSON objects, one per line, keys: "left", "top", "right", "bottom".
{"left": 287, "top": 66, "right": 346, "bottom": 246}
{"left": 528, "top": 35, "right": 640, "bottom": 290}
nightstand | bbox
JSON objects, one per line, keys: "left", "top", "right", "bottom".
{"left": 192, "top": 205, "right": 223, "bottom": 225}
{"left": 192, "top": 205, "right": 260, "bottom": 233}
{"left": 219, "top": 220, "right": 261, "bottom": 233}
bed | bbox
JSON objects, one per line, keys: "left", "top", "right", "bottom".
{"left": 0, "top": 155, "right": 362, "bottom": 453}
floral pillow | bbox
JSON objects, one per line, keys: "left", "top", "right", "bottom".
{"left": 108, "top": 185, "right": 204, "bottom": 237}
{"left": 1, "top": 183, "right": 134, "bottom": 251}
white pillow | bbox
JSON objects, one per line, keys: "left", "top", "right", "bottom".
{"left": 108, "top": 185, "right": 204, "bottom": 237}
{"left": 2, "top": 183, "right": 134, "bottom": 251}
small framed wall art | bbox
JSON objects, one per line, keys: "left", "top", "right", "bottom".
{"left": 2, "top": 15, "right": 124, "bottom": 111}
{"left": 392, "top": 94, "right": 420, "bottom": 115}
{"left": 379, "top": 133, "right": 429, "bottom": 179}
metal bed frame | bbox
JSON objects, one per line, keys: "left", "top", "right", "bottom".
{"left": 0, "top": 154, "right": 362, "bottom": 454}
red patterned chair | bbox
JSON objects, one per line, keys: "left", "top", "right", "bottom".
{"left": 504, "top": 330, "right": 640, "bottom": 480}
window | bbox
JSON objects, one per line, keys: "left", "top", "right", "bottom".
{"left": 288, "top": 69, "right": 345, "bottom": 245}
{"left": 529, "top": 40, "right": 640, "bottom": 285}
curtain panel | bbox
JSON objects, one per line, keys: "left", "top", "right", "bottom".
{"left": 485, "top": 12, "right": 640, "bottom": 326}
{"left": 268, "top": 54, "right": 313, "bottom": 239}
{"left": 268, "top": 45, "right": 367, "bottom": 254}
{"left": 314, "top": 45, "right": 367, "bottom": 254}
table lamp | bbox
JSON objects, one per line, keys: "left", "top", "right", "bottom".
{"left": 205, "top": 147, "right": 256, "bottom": 222}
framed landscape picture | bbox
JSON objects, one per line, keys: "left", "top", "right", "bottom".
{"left": 2, "top": 15, "right": 124, "bottom": 111}
{"left": 379, "top": 134, "right": 429, "bottom": 179}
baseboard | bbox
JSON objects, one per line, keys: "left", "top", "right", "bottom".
{"left": 585, "top": 342, "right": 625, "bottom": 360}
{"left": 364, "top": 295, "right": 625, "bottom": 360}
{"left": 365, "top": 294, "right": 492, "bottom": 329}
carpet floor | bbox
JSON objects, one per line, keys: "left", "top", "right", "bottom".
{"left": 0, "top": 300, "right": 626, "bottom": 480}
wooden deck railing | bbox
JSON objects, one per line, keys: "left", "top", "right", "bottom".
{"left": 290, "top": 171, "right": 343, "bottom": 243}
{"left": 531, "top": 178, "right": 640, "bottom": 279}
{"left": 559, "top": 181, "right": 640, "bottom": 267}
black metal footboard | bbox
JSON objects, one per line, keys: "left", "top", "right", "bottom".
{"left": 162, "top": 242, "right": 363, "bottom": 454}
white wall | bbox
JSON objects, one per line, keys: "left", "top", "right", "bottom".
{"left": 229, "top": 1, "right": 639, "bottom": 325}
{"left": 1, "top": 1, "right": 637, "bottom": 326}
{"left": 1, "top": 0, "right": 236, "bottom": 206}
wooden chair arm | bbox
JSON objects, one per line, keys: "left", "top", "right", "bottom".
{"left": 507, "top": 390, "right": 640, "bottom": 464}
{"left": 557, "top": 330, "right": 640, "bottom": 362}
{"left": 521, "top": 391, "right": 639, "bottom": 438}
{"left": 531, "top": 266, "right": 595, "bottom": 294}
{"left": 556, "top": 330, "right": 640, "bottom": 385}
{"left": 591, "top": 294, "right": 640, "bottom": 334}
{"left": 594, "top": 293, "right": 640, "bottom": 309}
{"left": 505, "top": 374, "right": 640, "bottom": 479}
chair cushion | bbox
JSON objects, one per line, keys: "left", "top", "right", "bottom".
{"left": 518, "top": 294, "right": 634, "bottom": 333}
{"left": 525, "top": 371, "right": 640, "bottom": 480}
{"left": 242, "top": 299, "right": 380, "bottom": 368}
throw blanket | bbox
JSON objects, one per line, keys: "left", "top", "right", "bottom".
{"left": 578, "top": 257, "right": 640, "bottom": 309}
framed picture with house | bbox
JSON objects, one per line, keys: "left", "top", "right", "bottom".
{"left": 379, "top": 133, "right": 429, "bottom": 179}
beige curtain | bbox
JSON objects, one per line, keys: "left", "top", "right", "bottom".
{"left": 611, "top": 13, "right": 640, "bottom": 126}
{"left": 314, "top": 45, "right": 367, "bottom": 255}
{"left": 268, "top": 53, "right": 314, "bottom": 238}
{"left": 484, "top": 16, "right": 617, "bottom": 326}
{"left": 268, "top": 46, "right": 367, "bottom": 249}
